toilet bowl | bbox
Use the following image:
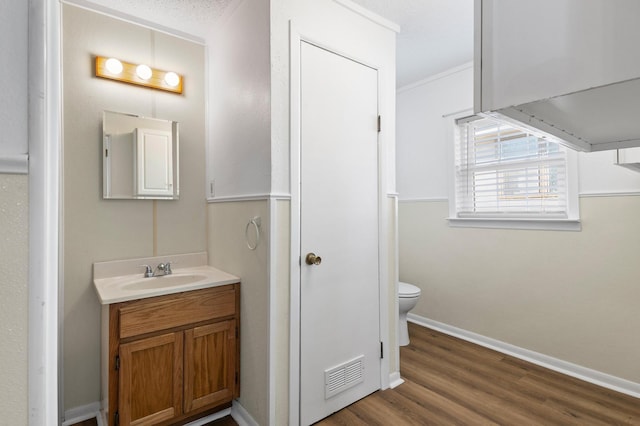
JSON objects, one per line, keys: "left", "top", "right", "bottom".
{"left": 398, "top": 281, "right": 421, "bottom": 346}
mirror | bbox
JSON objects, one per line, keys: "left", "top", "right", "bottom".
{"left": 103, "top": 111, "right": 179, "bottom": 199}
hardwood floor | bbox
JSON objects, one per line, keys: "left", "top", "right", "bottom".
{"left": 70, "top": 419, "right": 97, "bottom": 426}
{"left": 204, "top": 416, "right": 239, "bottom": 426}
{"left": 75, "top": 322, "right": 640, "bottom": 425}
{"left": 316, "top": 323, "right": 640, "bottom": 425}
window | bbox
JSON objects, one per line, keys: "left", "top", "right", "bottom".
{"left": 449, "top": 114, "right": 580, "bottom": 230}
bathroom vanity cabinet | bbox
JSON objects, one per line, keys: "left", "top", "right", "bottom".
{"left": 104, "top": 283, "right": 240, "bottom": 426}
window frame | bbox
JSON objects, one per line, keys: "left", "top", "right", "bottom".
{"left": 447, "top": 111, "right": 581, "bottom": 231}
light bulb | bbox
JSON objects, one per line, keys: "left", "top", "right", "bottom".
{"left": 105, "top": 58, "right": 123, "bottom": 74}
{"left": 136, "top": 64, "right": 152, "bottom": 80}
{"left": 164, "top": 72, "right": 180, "bottom": 88}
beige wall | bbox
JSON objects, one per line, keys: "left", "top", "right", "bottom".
{"left": 207, "top": 201, "right": 270, "bottom": 425}
{"left": 0, "top": 174, "right": 28, "bottom": 424}
{"left": 62, "top": 4, "right": 206, "bottom": 410}
{"left": 399, "top": 196, "right": 640, "bottom": 383}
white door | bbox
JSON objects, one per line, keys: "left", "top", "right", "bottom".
{"left": 299, "top": 41, "right": 380, "bottom": 425}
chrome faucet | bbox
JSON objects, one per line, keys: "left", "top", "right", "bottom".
{"left": 141, "top": 262, "right": 173, "bottom": 278}
{"left": 153, "top": 262, "right": 173, "bottom": 277}
{"left": 142, "top": 264, "right": 153, "bottom": 278}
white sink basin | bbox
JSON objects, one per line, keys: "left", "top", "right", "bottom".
{"left": 121, "top": 273, "right": 210, "bottom": 291}
{"left": 93, "top": 263, "right": 240, "bottom": 304}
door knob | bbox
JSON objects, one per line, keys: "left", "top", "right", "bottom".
{"left": 305, "top": 253, "right": 322, "bottom": 265}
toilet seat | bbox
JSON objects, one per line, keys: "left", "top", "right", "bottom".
{"left": 399, "top": 281, "right": 420, "bottom": 298}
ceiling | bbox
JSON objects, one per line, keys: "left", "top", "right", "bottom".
{"left": 84, "top": 0, "right": 474, "bottom": 88}
{"left": 350, "top": 0, "right": 474, "bottom": 87}
{"left": 84, "top": 0, "right": 237, "bottom": 39}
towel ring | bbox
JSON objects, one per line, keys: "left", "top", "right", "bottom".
{"left": 245, "top": 217, "right": 261, "bottom": 250}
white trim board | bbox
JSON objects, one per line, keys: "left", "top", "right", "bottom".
{"left": 64, "top": 402, "right": 244, "bottom": 426}
{"left": 332, "top": 0, "right": 400, "bottom": 33}
{"left": 398, "top": 197, "right": 448, "bottom": 203}
{"left": 398, "top": 193, "right": 640, "bottom": 203}
{"left": 62, "top": 402, "right": 101, "bottom": 426}
{"left": 388, "top": 372, "right": 404, "bottom": 389}
{"left": 0, "top": 155, "right": 28, "bottom": 174}
{"left": 207, "top": 193, "right": 291, "bottom": 203}
{"left": 267, "top": 197, "right": 278, "bottom": 425}
{"left": 184, "top": 408, "right": 232, "bottom": 426}
{"left": 579, "top": 191, "right": 640, "bottom": 198}
{"left": 29, "top": 0, "right": 61, "bottom": 423}
{"left": 397, "top": 62, "right": 473, "bottom": 94}
{"left": 408, "top": 314, "right": 640, "bottom": 399}
{"left": 231, "top": 400, "right": 259, "bottom": 426}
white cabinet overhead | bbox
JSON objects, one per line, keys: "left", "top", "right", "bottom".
{"left": 475, "top": 0, "right": 640, "bottom": 152}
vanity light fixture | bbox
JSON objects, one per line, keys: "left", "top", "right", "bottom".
{"left": 135, "top": 64, "right": 153, "bottom": 80}
{"left": 104, "top": 57, "right": 123, "bottom": 74}
{"left": 95, "top": 55, "right": 183, "bottom": 94}
{"left": 164, "top": 71, "right": 180, "bottom": 88}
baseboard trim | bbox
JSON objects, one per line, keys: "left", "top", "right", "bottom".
{"left": 231, "top": 400, "right": 259, "bottom": 426}
{"left": 65, "top": 403, "right": 236, "bottom": 426}
{"left": 408, "top": 314, "right": 640, "bottom": 399}
{"left": 389, "top": 372, "right": 405, "bottom": 389}
{"left": 184, "top": 408, "right": 231, "bottom": 426}
{"left": 62, "top": 402, "right": 101, "bottom": 426}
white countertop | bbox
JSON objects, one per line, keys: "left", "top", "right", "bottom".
{"left": 93, "top": 253, "right": 239, "bottom": 304}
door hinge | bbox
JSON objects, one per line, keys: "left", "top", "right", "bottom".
{"left": 377, "top": 115, "right": 381, "bottom": 133}
{"left": 235, "top": 371, "right": 238, "bottom": 384}
{"left": 380, "top": 341, "right": 384, "bottom": 359}
{"left": 115, "top": 355, "right": 120, "bottom": 371}
{"left": 114, "top": 411, "right": 119, "bottom": 426}
{"left": 105, "top": 148, "right": 109, "bottom": 157}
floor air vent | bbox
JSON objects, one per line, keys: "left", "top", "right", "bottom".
{"left": 325, "top": 355, "right": 364, "bottom": 399}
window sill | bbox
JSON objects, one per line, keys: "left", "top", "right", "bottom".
{"left": 447, "top": 217, "right": 581, "bottom": 231}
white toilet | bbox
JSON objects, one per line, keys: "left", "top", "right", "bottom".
{"left": 398, "top": 281, "right": 421, "bottom": 346}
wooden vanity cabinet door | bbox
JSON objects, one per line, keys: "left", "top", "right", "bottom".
{"left": 183, "top": 320, "right": 237, "bottom": 413}
{"left": 119, "top": 332, "right": 183, "bottom": 426}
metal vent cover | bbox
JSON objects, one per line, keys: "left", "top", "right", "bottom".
{"left": 324, "top": 355, "right": 364, "bottom": 399}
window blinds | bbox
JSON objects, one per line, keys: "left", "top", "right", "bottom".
{"left": 454, "top": 116, "right": 568, "bottom": 218}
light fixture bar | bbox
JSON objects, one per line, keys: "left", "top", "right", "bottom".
{"left": 95, "top": 56, "right": 183, "bottom": 94}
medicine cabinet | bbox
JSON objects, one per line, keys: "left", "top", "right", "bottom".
{"left": 102, "top": 111, "right": 179, "bottom": 199}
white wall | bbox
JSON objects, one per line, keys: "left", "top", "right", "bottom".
{"left": 208, "top": 0, "right": 271, "bottom": 199}
{"left": 397, "top": 63, "right": 640, "bottom": 200}
{"left": 0, "top": 0, "right": 28, "bottom": 158}
{"left": 396, "top": 64, "right": 473, "bottom": 200}
{"left": 397, "top": 64, "right": 640, "bottom": 385}
{"left": 0, "top": 1, "right": 29, "bottom": 424}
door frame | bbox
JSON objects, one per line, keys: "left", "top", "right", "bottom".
{"left": 288, "top": 21, "right": 392, "bottom": 425}
{"left": 28, "top": 0, "right": 62, "bottom": 423}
